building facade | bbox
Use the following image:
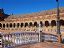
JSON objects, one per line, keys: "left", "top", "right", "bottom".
{"left": 0, "top": 8, "right": 64, "bottom": 46}
{"left": 0, "top": 8, "right": 64, "bottom": 35}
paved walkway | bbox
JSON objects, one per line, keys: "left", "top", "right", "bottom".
{"left": 15, "top": 42, "right": 64, "bottom": 48}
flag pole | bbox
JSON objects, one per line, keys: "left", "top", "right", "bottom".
{"left": 56, "top": 0, "right": 62, "bottom": 43}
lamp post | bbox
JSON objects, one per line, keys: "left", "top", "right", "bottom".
{"left": 56, "top": 0, "right": 62, "bottom": 43}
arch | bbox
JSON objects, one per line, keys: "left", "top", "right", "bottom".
{"left": 3, "top": 24, "right": 5, "bottom": 28}
{"left": 21, "top": 23, "right": 23, "bottom": 27}
{"left": 17, "top": 23, "right": 20, "bottom": 27}
{"left": 45, "top": 21, "right": 49, "bottom": 27}
{"left": 10, "top": 23, "right": 12, "bottom": 28}
{"left": 13, "top": 23, "right": 16, "bottom": 28}
{"left": 0, "top": 23, "right": 2, "bottom": 28}
{"left": 29, "top": 22, "right": 33, "bottom": 26}
{"left": 34, "top": 22, "right": 38, "bottom": 27}
{"left": 25, "top": 22, "right": 28, "bottom": 27}
{"left": 40, "top": 21, "right": 43, "bottom": 27}
{"left": 51, "top": 20, "right": 56, "bottom": 26}
{"left": 6, "top": 23, "right": 8, "bottom": 28}
{"left": 60, "top": 19, "right": 64, "bottom": 26}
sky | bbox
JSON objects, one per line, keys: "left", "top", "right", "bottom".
{"left": 0, "top": 0, "right": 64, "bottom": 15}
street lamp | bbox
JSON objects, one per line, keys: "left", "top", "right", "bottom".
{"left": 56, "top": 0, "right": 62, "bottom": 43}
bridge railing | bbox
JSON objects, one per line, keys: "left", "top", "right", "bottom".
{"left": 40, "top": 32, "right": 58, "bottom": 42}
{"left": 0, "top": 31, "right": 59, "bottom": 48}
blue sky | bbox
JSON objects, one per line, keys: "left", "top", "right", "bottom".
{"left": 0, "top": 0, "right": 64, "bottom": 15}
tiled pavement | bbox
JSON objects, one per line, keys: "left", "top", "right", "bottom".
{"left": 15, "top": 42, "right": 64, "bottom": 48}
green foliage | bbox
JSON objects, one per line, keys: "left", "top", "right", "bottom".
{"left": 4, "top": 40, "right": 12, "bottom": 45}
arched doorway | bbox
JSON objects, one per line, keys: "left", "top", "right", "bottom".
{"left": 13, "top": 23, "right": 16, "bottom": 28}
{"left": 17, "top": 23, "right": 20, "bottom": 27}
{"left": 6, "top": 23, "right": 8, "bottom": 28}
{"left": 45, "top": 21, "right": 49, "bottom": 27}
{"left": 34, "top": 22, "right": 38, "bottom": 27}
{"left": 60, "top": 19, "right": 64, "bottom": 26}
{"left": 0, "top": 23, "right": 2, "bottom": 28}
{"left": 21, "top": 23, "right": 23, "bottom": 27}
{"left": 25, "top": 22, "right": 28, "bottom": 27}
{"left": 10, "top": 23, "right": 12, "bottom": 28}
{"left": 3, "top": 24, "right": 5, "bottom": 28}
{"left": 29, "top": 22, "right": 33, "bottom": 27}
{"left": 51, "top": 20, "right": 56, "bottom": 27}
{"left": 40, "top": 21, "right": 43, "bottom": 27}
